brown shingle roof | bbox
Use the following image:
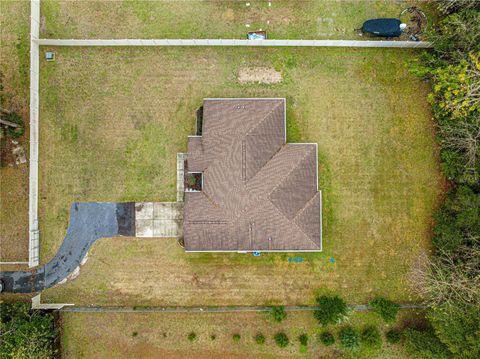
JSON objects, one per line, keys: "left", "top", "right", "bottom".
{"left": 183, "top": 99, "right": 322, "bottom": 251}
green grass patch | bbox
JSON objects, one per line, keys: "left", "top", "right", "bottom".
{"left": 40, "top": 47, "right": 443, "bottom": 306}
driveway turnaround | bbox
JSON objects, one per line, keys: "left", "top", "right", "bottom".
{"left": 0, "top": 202, "right": 135, "bottom": 293}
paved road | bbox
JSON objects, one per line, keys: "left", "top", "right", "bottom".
{"left": 0, "top": 202, "right": 135, "bottom": 293}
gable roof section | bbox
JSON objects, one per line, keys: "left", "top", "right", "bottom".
{"left": 183, "top": 98, "right": 322, "bottom": 251}
{"left": 269, "top": 145, "right": 318, "bottom": 220}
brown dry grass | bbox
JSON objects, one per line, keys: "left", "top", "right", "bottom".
{"left": 61, "top": 309, "right": 421, "bottom": 359}
{"left": 41, "top": 47, "right": 444, "bottom": 306}
{"left": 0, "top": 0, "right": 30, "bottom": 264}
{"left": 238, "top": 67, "right": 282, "bottom": 84}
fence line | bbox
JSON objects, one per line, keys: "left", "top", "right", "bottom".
{"left": 29, "top": 0, "right": 40, "bottom": 268}
{"left": 37, "top": 38, "right": 432, "bottom": 48}
{"left": 59, "top": 303, "right": 426, "bottom": 313}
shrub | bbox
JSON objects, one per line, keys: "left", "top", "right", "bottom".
{"left": 0, "top": 302, "right": 58, "bottom": 358}
{"left": 319, "top": 331, "right": 335, "bottom": 346}
{"left": 298, "top": 333, "right": 308, "bottom": 353}
{"left": 255, "top": 333, "right": 265, "bottom": 344}
{"left": 210, "top": 334, "right": 216, "bottom": 341}
{"left": 274, "top": 332, "right": 289, "bottom": 348}
{"left": 339, "top": 326, "right": 360, "bottom": 350}
{"left": 298, "top": 333, "right": 308, "bottom": 346}
{"left": 232, "top": 333, "right": 241, "bottom": 342}
{"left": 313, "top": 295, "right": 348, "bottom": 325}
{"left": 187, "top": 332, "right": 196, "bottom": 342}
{"left": 270, "top": 306, "right": 287, "bottom": 323}
{"left": 369, "top": 297, "right": 400, "bottom": 323}
{"left": 132, "top": 331, "right": 138, "bottom": 337}
{"left": 386, "top": 329, "right": 402, "bottom": 344}
{"left": 361, "top": 325, "right": 382, "bottom": 350}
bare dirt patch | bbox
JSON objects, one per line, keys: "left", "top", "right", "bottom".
{"left": 238, "top": 67, "right": 282, "bottom": 84}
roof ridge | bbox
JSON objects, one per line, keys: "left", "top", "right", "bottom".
{"left": 267, "top": 144, "right": 316, "bottom": 199}
{"left": 269, "top": 197, "right": 321, "bottom": 249}
{"left": 293, "top": 191, "right": 321, "bottom": 245}
{"left": 295, "top": 190, "right": 320, "bottom": 220}
{"left": 245, "top": 100, "right": 284, "bottom": 138}
{"left": 201, "top": 190, "right": 221, "bottom": 209}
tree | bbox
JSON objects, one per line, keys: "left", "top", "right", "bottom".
{"left": 369, "top": 297, "right": 400, "bottom": 323}
{"left": 313, "top": 295, "right": 348, "bottom": 326}
{"left": 436, "top": 0, "right": 480, "bottom": 14}
{"left": 408, "top": 4, "right": 480, "bottom": 359}
{"left": 274, "top": 332, "right": 289, "bottom": 348}
{"left": 232, "top": 333, "right": 241, "bottom": 342}
{"left": 423, "top": 8, "right": 480, "bottom": 62}
{"left": 432, "top": 185, "right": 480, "bottom": 255}
{"left": 269, "top": 306, "right": 287, "bottom": 323}
{"left": 0, "top": 302, "right": 58, "bottom": 359}
{"left": 428, "top": 303, "right": 480, "bottom": 359}
{"left": 404, "top": 327, "right": 451, "bottom": 359}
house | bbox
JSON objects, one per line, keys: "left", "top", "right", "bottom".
{"left": 183, "top": 98, "right": 322, "bottom": 252}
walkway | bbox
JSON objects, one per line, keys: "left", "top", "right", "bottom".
{"left": 37, "top": 38, "right": 432, "bottom": 48}
{"left": 135, "top": 202, "right": 183, "bottom": 237}
{"left": 0, "top": 202, "right": 135, "bottom": 293}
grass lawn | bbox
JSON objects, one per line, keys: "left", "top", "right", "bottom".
{"left": 40, "top": 0, "right": 417, "bottom": 40}
{"left": 0, "top": 0, "right": 30, "bottom": 264}
{"left": 40, "top": 46, "right": 443, "bottom": 306}
{"left": 60, "top": 309, "right": 423, "bottom": 358}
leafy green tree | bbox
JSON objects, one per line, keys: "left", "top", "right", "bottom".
{"left": 425, "top": 8, "right": 480, "bottom": 61}
{"left": 0, "top": 302, "right": 58, "bottom": 359}
{"left": 427, "top": 53, "right": 480, "bottom": 119}
{"left": 433, "top": 185, "right": 480, "bottom": 254}
{"left": 360, "top": 325, "right": 382, "bottom": 350}
{"left": 429, "top": 304, "right": 480, "bottom": 359}
{"left": 274, "top": 332, "right": 289, "bottom": 348}
{"left": 269, "top": 306, "right": 287, "bottom": 323}
{"left": 339, "top": 326, "right": 359, "bottom": 350}
{"left": 313, "top": 295, "right": 348, "bottom": 326}
{"left": 319, "top": 331, "right": 335, "bottom": 346}
{"left": 408, "top": 4, "right": 480, "bottom": 359}
{"left": 410, "top": 7, "right": 480, "bottom": 185}
{"left": 369, "top": 297, "right": 400, "bottom": 323}
{"left": 404, "top": 327, "right": 451, "bottom": 359}
{"left": 436, "top": 0, "right": 480, "bottom": 14}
